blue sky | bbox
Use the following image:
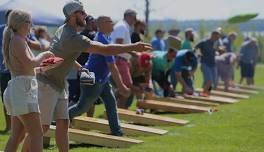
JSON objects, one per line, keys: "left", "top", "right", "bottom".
{"left": 0, "top": 0, "right": 263, "bottom": 20}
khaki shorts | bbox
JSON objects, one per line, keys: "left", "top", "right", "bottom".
{"left": 38, "top": 81, "right": 69, "bottom": 125}
{"left": 4, "top": 76, "right": 39, "bottom": 116}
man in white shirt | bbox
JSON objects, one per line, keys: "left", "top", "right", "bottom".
{"left": 111, "top": 9, "right": 138, "bottom": 108}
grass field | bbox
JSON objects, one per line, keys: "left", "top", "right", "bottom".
{"left": 0, "top": 65, "right": 264, "bottom": 152}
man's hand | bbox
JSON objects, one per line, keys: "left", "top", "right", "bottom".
{"left": 133, "top": 42, "right": 152, "bottom": 52}
{"left": 183, "top": 86, "right": 193, "bottom": 95}
{"left": 119, "top": 85, "right": 131, "bottom": 98}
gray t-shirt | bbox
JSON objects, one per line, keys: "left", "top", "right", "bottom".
{"left": 37, "top": 24, "right": 91, "bottom": 91}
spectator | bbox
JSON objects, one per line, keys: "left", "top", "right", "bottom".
{"left": 2, "top": 10, "right": 54, "bottom": 152}
{"left": 151, "top": 29, "right": 166, "bottom": 51}
{"left": 0, "top": 9, "right": 12, "bottom": 133}
{"left": 168, "top": 28, "right": 180, "bottom": 37}
{"left": 223, "top": 32, "right": 237, "bottom": 53}
{"left": 131, "top": 20, "right": 146, "bottom": 43}
{"left": 181, "top": 28, "right": 195, "bottom": 50}
{"left": 34, "top": 26, "right": 51, "bottom": 50}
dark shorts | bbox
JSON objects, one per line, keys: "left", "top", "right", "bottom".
{"left": 240, "top": 62, "right": 255, "bottom": 78}
{"left": 0, "top": 72, "right": 11, "bottom": 102}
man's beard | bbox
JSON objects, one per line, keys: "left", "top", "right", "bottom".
{"left": 76, "top": 17, "right": 86, "bottom": 27}
{"left": 189, "top": 36, "right": 194, "bottom": 42}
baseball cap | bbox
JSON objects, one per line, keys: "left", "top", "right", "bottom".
{"left": 124, "top": 9, "right": 137, "bottom": 16}
{"left": 167, "top": 36, "right": 181, "bottom": 51}
{"left": 139, "top": 53, "right": 152, "bottom": 68}
{"left": 63, "top": 0, "right": 84, "bottom": 18}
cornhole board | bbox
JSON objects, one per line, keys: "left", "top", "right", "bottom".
{"left": 44, "top": 126, "right": 143, "bottom": 148}
{"left": 183, "top": 94, "right": 238, "bottom": 104}
{"left": 216, "top": 86, "right": 258, "bottom": 95}
{"left": 106, "top": 109, "right": 189, "bottom": 126}
{"left": 196, "top": 88, "right": 249, "bottom": 99}
{"left": 149, "top": 96, "right": 219, "bottom": 107}
{"left": 73, "top": 116, "right": 168, "bottom": 136}
{"left": 218, "top": 82, "right": 263, "bottom": 91}
{"left": 137, "top": 100, "right": 214, "bottom": 113}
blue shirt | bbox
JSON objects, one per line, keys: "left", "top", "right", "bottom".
{"left": 172, "top": 49, "right": 197, "bottom": 73}
{"left": 195, "top": 39, "right": 216, "bottom": 67}
{"left": 84, "top": 32, "right": 115, "bottom": 83}
{"left": 240, "top": 41, "right": 259, "bottom": 64}
{"left": 0, "top": 24, "right": 9, "bottom": 73}
{"left": 151, "top": 37, "right": 166, "bottom": 51}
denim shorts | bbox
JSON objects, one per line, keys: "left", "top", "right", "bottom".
{"left": 201, "top": 63, "right": 217, "bottom": 88}
{"left": 4, "top": 76, "right": 39, "bottom": 116}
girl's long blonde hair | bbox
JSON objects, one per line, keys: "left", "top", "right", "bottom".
{"left": 2, "top": 10, "right": 31, "bottom": 69}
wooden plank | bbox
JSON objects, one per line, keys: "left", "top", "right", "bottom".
{"left": 149, "top": 96, "right": 219, "bottom": 107}
{"left": 137, "top": 100, "right": 215, "bottom": 113}
{"left": 218, "top": 82, "right": 264, "bottom": 91}
{"left": 110, "top": 109, "right": 189, "bottom": 126}
{"left": 196, "top": 88, "right": 249, "bottom": 99}
{"left": 183, "top": 94, "right": 238, "bottom": 104}
{"left": 217, "top": 86, "right": 258, "bottom": 95}
{"left": 73, "top": 117, "right": 168, "bottom": 136}
{"left": 44, "top": 126, "right": 143, "bottom": 148}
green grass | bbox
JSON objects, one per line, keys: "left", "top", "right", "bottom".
{"left": 0, "top": 65, "right": 264, "bottom": 152}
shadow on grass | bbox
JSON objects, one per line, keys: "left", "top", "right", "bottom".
{"left": 44, "top": 143, "right": 102, "bottom": 151}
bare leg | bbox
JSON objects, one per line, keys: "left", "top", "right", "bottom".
{"left": 4, "top": 116, "right": 26, "bottom": 152}
{"left": 56, "top": 119, "right": 69, "bottom": 152}
{"left": 18, "top": 112, "right": 43, "bottom": 152}
{"left": 203, "top": 80, "right": 212, "bottom": 94}
{"left": 2, "top": 106, "right": 11, "bottom": 131}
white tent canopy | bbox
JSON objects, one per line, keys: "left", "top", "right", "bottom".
{"left": 0, "top": 0, "right": 67, "bottom": 26}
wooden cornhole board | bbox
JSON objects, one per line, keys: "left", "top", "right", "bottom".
{"left": 196, "top": 88, "right": 249, "bottom": 99}
{"left": 106, "top": 108, "right": 189, "bottom": 126}
{"left": 216, "top": 86, "right": 258, "bottom": 95}
{"left": 73, "top": 116, "right": 168, "bottom": 136}
{"left": 183, "top": 94, "right": 238, "bottom": 104}
{"left": 137, "top": 100, "right": 214, "bottom": 113}
{"left": 218, "top": 82, "right": 264, "bottom": 91}
{"left": 44, "top": 126, "right": 143, "bottom": 148}
{"left": 149, "top": 96, "right": 219, "bottom": 107}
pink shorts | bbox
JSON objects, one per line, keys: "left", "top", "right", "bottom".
{"left": 115, "top": 58, "right": 133, "bottom": 87}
